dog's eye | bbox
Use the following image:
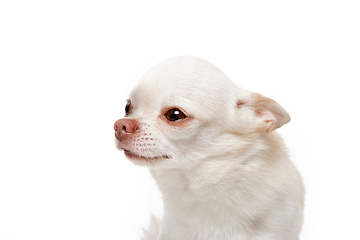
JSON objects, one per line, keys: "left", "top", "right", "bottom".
{"left": 125, "top": 100, "right": 132, "bottom": 115}
{"left": 165, "top": 108, "right": 186, "bottom": 121}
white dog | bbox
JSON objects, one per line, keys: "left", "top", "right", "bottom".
{"left": 114, "top": 56, "right": 304, "bottom": 240}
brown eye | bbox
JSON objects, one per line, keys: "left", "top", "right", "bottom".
{"left": 165, "top": 108, "right": 186, "bottom": 121}
{"left": 125, "top": 100, "right": 132, "bottom": 115}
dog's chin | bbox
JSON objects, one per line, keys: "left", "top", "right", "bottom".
{"left": 114, "top": 140, "right": 171, "bottom": 166}
{"left": 122, "top": 148, "right": 170, "bottom": 166}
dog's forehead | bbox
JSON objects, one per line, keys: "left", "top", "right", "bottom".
{"left": 130, "top": 56, "right": 239, "bottom": 120}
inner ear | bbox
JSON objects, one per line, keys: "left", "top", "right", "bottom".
{"left": 237, "top": 94, "right": 291, "bottom": 133}
{"left": 252, "top": 93, "right": 290, "bottom": 132}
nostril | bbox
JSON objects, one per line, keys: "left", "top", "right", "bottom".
{"left": 114, "top": 119, "right": 138, "bottom": 134}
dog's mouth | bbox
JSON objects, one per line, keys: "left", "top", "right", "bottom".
{"left": 122, "top": 148, "right": 170, "bottom": 162}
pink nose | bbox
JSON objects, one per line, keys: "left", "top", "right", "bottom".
{"left": 114, "top": 119, "right": 138, "bottom": 141}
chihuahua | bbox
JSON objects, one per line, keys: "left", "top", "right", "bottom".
{"left": 114, "top": 56, "right": 304, "bottom": 240}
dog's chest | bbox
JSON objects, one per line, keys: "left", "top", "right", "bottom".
{"left": 151, "top": 166, "right": 259, "bottom": 228}
{"left": 150, "top": 163, "right": 292, "bottom": 240}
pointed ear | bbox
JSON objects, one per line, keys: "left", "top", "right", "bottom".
{"left": 252, "top": 93, "right": 290, "bottom": 132}
{"left": 237, "top": 93, "right": 291, "bottom": 133}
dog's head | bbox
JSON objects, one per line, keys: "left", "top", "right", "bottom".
{"left": 114, "top": 56, "right": 290, "bottom": 167}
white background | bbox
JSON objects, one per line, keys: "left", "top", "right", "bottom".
{"left": 0, "top": 0, "right": 359, "bottom": 239}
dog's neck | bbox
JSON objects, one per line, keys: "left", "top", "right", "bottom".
{"left": 147, "top": 133, "right": 301, "bottom": 239}
{"left": 149, "top": 132, "right": 287, "bottom": 212}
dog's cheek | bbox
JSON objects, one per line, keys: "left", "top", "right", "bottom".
{"left": 158, "top": 118, "right": 201, "bottom": 140}
{"left": 166, "top": 126, "right": 217, "bottom": 160}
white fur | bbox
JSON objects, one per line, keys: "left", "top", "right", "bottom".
{"left": 115, "top": 56, "right": 304, "bottom": 240}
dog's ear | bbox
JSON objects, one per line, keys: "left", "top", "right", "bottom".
{"left": 237, "top": 93, "right": 290, "bottom": 133}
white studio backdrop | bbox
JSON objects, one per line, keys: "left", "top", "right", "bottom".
{"left": 0, "top": 1, "right": 359, "bottom": 239}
